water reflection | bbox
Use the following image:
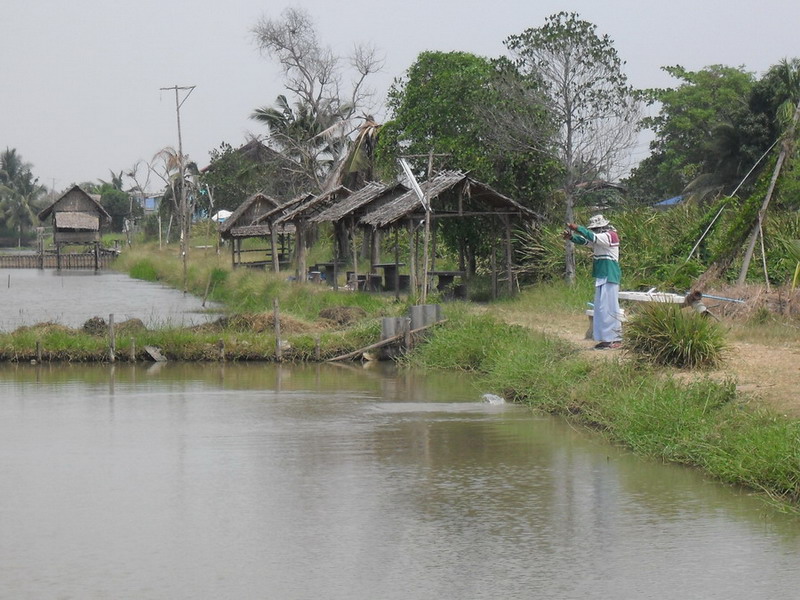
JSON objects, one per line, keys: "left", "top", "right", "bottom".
{"left": 1, "top": 362, "right": 800, "bottom": 599}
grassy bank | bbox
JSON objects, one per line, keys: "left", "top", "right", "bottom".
{"left": 404, "top": 307, "right": 800, "bottom": 511}
{"left": 0, "top": 244, "right": 400, "bottom": 362}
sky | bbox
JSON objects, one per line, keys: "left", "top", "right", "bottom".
{"left": 2, "top": 0, "right": 799, "bottom": 194}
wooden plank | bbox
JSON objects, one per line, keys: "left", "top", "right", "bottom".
{"left": 143, "top": 346, "right": 168, "bottom": 362}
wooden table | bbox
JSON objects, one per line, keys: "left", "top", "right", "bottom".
{"left": 372, "top": 262, "right": 405, "bottom": 291}
{"left": 428, "top": 270, "right": 465, "bottom": 292}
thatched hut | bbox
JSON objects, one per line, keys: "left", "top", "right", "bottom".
{"left": 271, "top": 186, "right": 352, "bottom": 281}
{"left": 217, "top": 192, "right": 292, "bottom": 269}
{"left": 37, "top": 185, "right": 111, "bottom": 270}
{"left": 359, "top": 171, "right": 541, "bottom": 298}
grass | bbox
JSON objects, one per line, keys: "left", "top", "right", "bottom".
{"left": 623, "top": 303, "right": 729, "bottom": 368}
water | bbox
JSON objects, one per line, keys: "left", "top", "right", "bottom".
{"left": 0, "top": 269, "right": 220, "bottom": 331}
{"left": 2, "top": 362, "right": 800, "bottom": 600}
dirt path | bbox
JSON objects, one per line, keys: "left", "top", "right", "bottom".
{"left": 491, "top": 304, "right": 800, "bottom": 418}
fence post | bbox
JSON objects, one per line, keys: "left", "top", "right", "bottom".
{"left": 108, "top": 313, "right": 116, "bottom": 363}
{"left": 273, "top": 298, "right": 282, "bottom": 362}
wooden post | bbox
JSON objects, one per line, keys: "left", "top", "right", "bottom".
{"left": 94, "top": 242, "right": 100, "bottom": 271}
{"left": 315, "top": 334, "right": 321, "bottom": 361}
{"left": 350, "top": 220, "right": 359, "bottom": 290}
{"left": 219, "top": 339, "right": 226, "bottom": 361}
{"left": 130, "top": 338, "right": 136, "bottom": 362}
{"left": 36, "top": 340, "right": 42, "bottom": 363}
{"left": 273, "top": 298, "right": 282, "bottom": 362}
{"left": 394, "top": 229, "right": 400, "bottom": 301}
{"left": 491, "top": 240, "right": 498, "bottom": 301}
{"left": 231, "top": 239, "right": 236, "bottom": 268}
{"left": 108, "top": 313, "right": 116, "bottom": 363}
{"left": 503, "top": 215, "right": 514, "bottom": 296}
{"left": 271, "top": 227, "right": 280, "bottom": 272}
{"left": 408, "top": 219, "right": 416, "bottom": 301}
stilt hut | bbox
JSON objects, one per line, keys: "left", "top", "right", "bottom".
{"left": 359, "top": 171, "right": 541, "bottom": 299}
{"left": 37, "top": 185, "right": 111, "bottom": 270}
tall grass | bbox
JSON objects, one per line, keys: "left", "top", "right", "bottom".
{"left": 624, "top": 303, "right": 728, "bottom": 368}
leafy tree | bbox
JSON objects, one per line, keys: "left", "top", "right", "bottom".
{"left": 201, "top": 139, "right": 306, "bottom": 210}
{"left": 503, "top": 12, "right": 640, "bottom": 282}
{"left": 626, "top": 65, "right": 765, "bottom": 203}
{"left": 375, "top": 50, "right": 558, "bottom": 272}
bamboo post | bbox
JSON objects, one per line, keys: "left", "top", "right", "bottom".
{"left": 394, "top": 229, "right": 400, "bottom": 301}
{"left": 273, "top": 298, "right": 282, "bottom": 362}
{"left": 130, "top": 338, "right": 136, "bottom": 362}
{"left": 503, "top": 215, "right": 514, "bottom": 296}
{"left": 491, "top": 240, "right": 498, "bottom": 300}
{"left": 408, "top": 220, "right": 417, "bottom": 301}
{"left": 271, "top": 228, "right": 280, "bottom": 272}
{"left": 108, "top": 313, "right": 116, "bottom": 363}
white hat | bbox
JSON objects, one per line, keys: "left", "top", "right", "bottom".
{"left": 588, "top": 214, "right": 609, "bottom": 229}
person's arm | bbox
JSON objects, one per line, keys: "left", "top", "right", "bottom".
{"left": 564, "top": 223, "right": 591, "bottom": 245}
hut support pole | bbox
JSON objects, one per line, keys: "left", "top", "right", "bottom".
{"left": 394, "top": 229, "right": 400, "bottom": 301}
{"left": 271, "top": 229, "right": 280, "bottom": 272}
{"left": 408, "top": 220, "right": 417, "bottom": 301}
{"left": 350, "top": 220, "right": 358, "bottom": 289}
{"left": 503, "top": 215, "right": 514, "bottom": 296}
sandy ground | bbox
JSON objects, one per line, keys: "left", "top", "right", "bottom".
{"left": 491, "top": 298, "right": 800, "bottom": 418}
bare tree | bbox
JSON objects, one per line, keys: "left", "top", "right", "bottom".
{"left": 251, "top": 7, "right": 383, "bottom": 191}
{"left": 499, "top": 13, "right": 640, "bottom": 283}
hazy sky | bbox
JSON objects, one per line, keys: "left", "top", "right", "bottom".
{"left": 2, "top": 0, "right": 798, "bottom": 193}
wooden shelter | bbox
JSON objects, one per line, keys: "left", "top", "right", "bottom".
{"left": 359, "top": 171, "right": 541, "bottom": 298}
{"left": 37, "top": 185, "right": 111, "bottom": 270}
{"left": 217, "top": 192, "right": 292, "bottom": 269}
{"left": 310, "top": 181, "right": 410, "bottom": 291}
{"left": 272, "top": 186, "right": 352, "bottom": 281}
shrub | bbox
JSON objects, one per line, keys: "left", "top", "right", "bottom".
{"left": 624, "top": 303, "right": 728, "bottom": 368}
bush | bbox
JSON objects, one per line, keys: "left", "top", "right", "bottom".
{"left": 624, "top": 303, "right": 728, "bottom": 368}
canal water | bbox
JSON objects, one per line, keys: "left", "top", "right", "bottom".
{"left": 2, "top": 362, "right": 800, "bottom": 599}
{"left": 0, "top": 268, "right": 219, "bottom": 331}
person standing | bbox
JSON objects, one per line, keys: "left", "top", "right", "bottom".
{"left": 564, "top": 214, "right": 622, "bottom": 349}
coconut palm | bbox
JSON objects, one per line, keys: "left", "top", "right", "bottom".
{"left": 0, "top": 148, "right": 47, "bottom": 246}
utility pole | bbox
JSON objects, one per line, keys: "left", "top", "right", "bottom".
{"left": 160, "top": 84, "right": 196, "bottom": 293}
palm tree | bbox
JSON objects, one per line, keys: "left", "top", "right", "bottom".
{"left": 0, "top": 148, "right": 47, "bottom": 246}
{"left": 251, "top": 95, "right": 352, "bottom": 191}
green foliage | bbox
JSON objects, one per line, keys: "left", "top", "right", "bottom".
{"left": 624, "top": 303, "right": 728, "bottom": 368}
{"left": 627, "top": 64, "right": 762, "bottom": 202}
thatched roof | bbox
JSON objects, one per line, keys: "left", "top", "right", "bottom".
{"left": 218, "top": 192, "right": 282, "bottom": 236}
{"left": 38, "top": 184, "right": 111, "bottom": 223}
{"left": 252, "top": 192, "right": 314, "bottom": 230}
{"left": 359, "top": 171, "right": 541, "bottom": 228}
{"left": 273, "top": 186, "right": 352, "bottom": 226}
{"left": 310, "top": 181, "right": 409, "bottom": 224}
{"left": 54, "top": 212, "right": 99, "bottom": 230}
